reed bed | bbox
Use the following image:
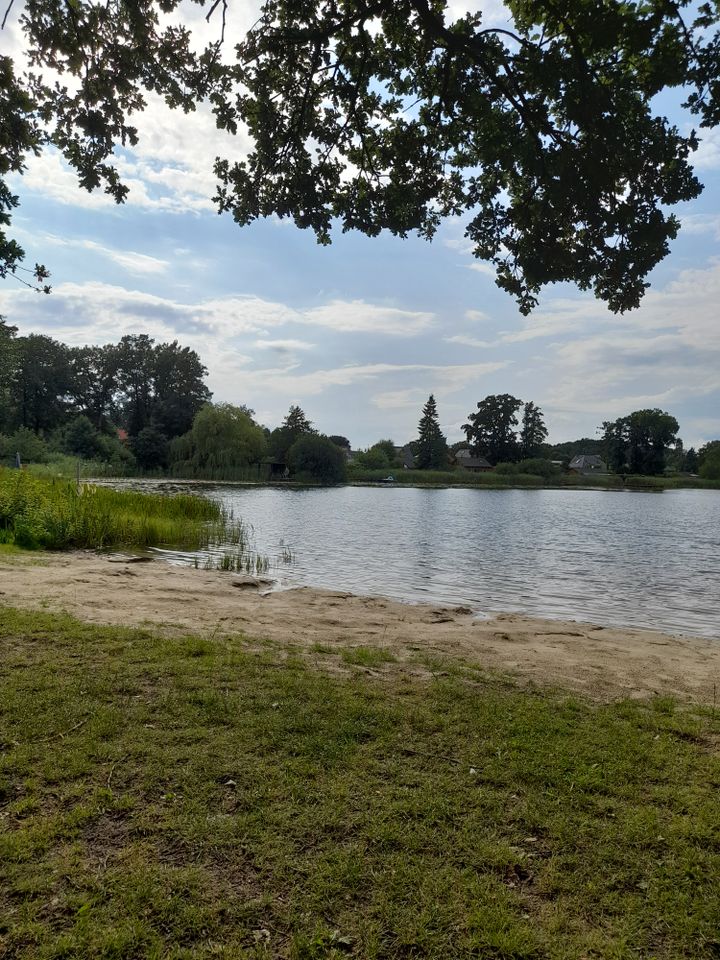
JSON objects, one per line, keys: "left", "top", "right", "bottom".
{"left": 0, "top": 469, "right": 240, "bottom": 551}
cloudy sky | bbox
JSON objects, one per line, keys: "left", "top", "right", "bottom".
{"left": 2, "top": 3, "right": 719, "bottom": 449}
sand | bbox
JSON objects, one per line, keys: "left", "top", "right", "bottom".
{"left": 1, "top": 550, "right": 718, "bottom": 703}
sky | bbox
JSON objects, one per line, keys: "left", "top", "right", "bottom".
{"left": 1, "top": 2, "right": 719, "bottom": 449}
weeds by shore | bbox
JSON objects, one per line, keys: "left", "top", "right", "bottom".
{"left": 1, "top": 604, "right": 718, "bottom": 959}
{"left": 0, "top": 469, "right": 232, "bottom": 550}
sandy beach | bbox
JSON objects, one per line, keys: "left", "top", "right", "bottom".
{"left": 1, "top": 550, "right": 718, "bottom": 703}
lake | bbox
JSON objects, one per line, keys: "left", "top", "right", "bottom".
{"left": 148, "top": 484, "right": 720, "bottom": 639}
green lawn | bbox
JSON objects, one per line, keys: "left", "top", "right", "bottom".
{"left": 1, "top": 605, "right": 719, "bottom": 959}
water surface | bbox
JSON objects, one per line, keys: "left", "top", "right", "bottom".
{"left": 151, "top": 485, "right": 719, "bottom": 639}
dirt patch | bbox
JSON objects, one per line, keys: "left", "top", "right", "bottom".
{"left": 1, "top": 551, "right": 718, "bottom": 703}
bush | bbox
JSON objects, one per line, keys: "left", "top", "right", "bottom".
{"left": 0, "top": 427, "right": 50, "bottom": 464}
{"left": 132, "top": 426, "right": 169, "bottom": 470}
{"left": 699, "top": 448, "right": 720, "bottom": 480}
{"left": 518, "top": 458, "right": 561, "bottom": 479}
{"left": 288, "top": 435, "right": 347, "bottom": 484}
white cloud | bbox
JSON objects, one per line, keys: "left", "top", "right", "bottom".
{"left": 255, "top": 338, "right": 315, "bottom": 352}
{"left": 372, "top": 389, "right": 427, "bottom": 409}
{"left": 445, "top": 334, "right": 493, "bottom": 348}
{"left": 302, "top": 300, "right": 435, "bottom": 336}
{"left": 681, "top": 213, "right": 720, "bottom": 241}
{"left": 466, "top": 261, "right": 497, "bottom": 278}
{"left": 693, "top": 128, "right": 720, "bottom": 170}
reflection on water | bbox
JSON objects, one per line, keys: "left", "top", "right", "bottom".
{"left": 124, "top": 483, "right": 719, "bottom": 638}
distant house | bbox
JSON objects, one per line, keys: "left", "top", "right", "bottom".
{"left": 568, "top": 454, "right": 607, "bottom": 475}
{"left": 116, "top": 428, "right": 129, "bottom": 443}
{"left": 454, "top": 448, "right": 493, "bottom": 472}
{"left": 394, "top": 444, "right": 416, "bottom": 469}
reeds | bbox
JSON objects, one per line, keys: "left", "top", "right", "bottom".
{"left": 0, "top": 469, "right": 239, "bottom": 551}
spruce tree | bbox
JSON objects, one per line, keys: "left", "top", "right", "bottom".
{"left": 416, "top": 395, "right": 448, "bottom": 470}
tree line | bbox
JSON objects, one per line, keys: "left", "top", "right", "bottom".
{"left": 354, "top": 393, "right": 720, "bottom": 480}
{"left": 0, "top": 321, "right": 348, "bottom": 481}
{"left": 2, "top": 320, "right": 718, "bottom": 482}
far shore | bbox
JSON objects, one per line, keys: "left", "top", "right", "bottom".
{"left": 83, "top": 474, "right": 720, "bottom": 493}
{"left": 1, "top": 549, "right": 718, "bottom": 704}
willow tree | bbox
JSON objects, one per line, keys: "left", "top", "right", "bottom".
{"left": 2, "top": 1, "right": 719, "bottom": 312}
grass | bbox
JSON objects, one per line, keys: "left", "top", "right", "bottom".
{"left": 0, "top": 469, "right": 234, "bottom": 551}
{"left": 1, "top": 605, "right": 719, "bottom": 959}
{"left": 341, "top": 645, "right": 398, "bottom": 667}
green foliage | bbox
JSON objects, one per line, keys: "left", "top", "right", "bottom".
{"left": 4, "top": 3, "right": 720, "bottom": 311}
{"left": 54, "top": 415, "right": 130, "bottom": 467}
{"left": 0, "top": 469, "right": 228, "bottom": 550}
{"left": 496, "top": 458, "right": 560, "bottom": 480}
{"left": 131, "top": 426, "right": 169, "bottom": 471}
{"left": 2, "top": 605, "right": 720, "bottom": 957}
{"left": 169, "top": 403, "right": 267, "bottom": 479}
{"left": 544, "top": 437, "right": 606, "bottom": 462}
{"left": 353, "top": 446, "right": 392, "bottom": 470}
{"left": 269, "top": 405, "right": 316, "bottom": 463}
{"left": 519, "top": 402, "right": 548, "bottom": 459}
{"left": 699, "top": 442, "right": 720, "bottom": 480}
{"left": 353, "top": 439, "right": 398, "bottom": 471}
{"left": 416, "top": 395, "right": 448, "bottom": 469}
{"left": 0, "top": 329, "right": 211, "bottom": 445}
{"left": 0, "top": 427, "right": 50, "bottom": 464}
{"left": 372, "top": 438, "right": 397, "bottom": 463}
{"left": 463, "top": 394, "right": 523, "bottom": 465}
{"left": 602, "top": 409, "right": 680, "bottom": 475}
{"left": 683, "top": 447, "right": 699, "bottom": 473}
{"left": 288, "top": 435, "right": 347, "bottom": 484}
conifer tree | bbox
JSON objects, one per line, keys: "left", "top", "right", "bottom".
{"left": 416, "top": 395, "right": 448, "bottom": 470}
{"left": 519, "top": 402, "right": 548, "bottom": 458}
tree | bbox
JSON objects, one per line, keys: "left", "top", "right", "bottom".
{"left": 112, "top": 334, "right": 211, "bottom": 438}
{"left": 463, "top": 394, "right": 523, "bottom": 465}
{"left": 3, "top": 2, "right": 720, "bottom": 313}
{"left": 601, "top": 409, "right": 680, "bottom": 475}
{"left": 519, "top": 402, "right": 548, "bottom": 459}
{"left": 288, "top": 435, "right": 347, "bottom": 484}
{"left": 60, "top": 415, "right": 108, "bottom": 460}
{"left": 0, "top": 320, "right": 18, "bottom": 431}
{"left": 416, "top": 396, "right": 448, "bottom": 469}
{"left": 329, "top": 435, "right": 351, "bottom": 451}
{"left": 698, "top": 441, "right": 720, "bottom": 480}
{"left": 684, "top": 447, "right": 699, "bottom": 473}
{"left": 113, "top": 335, "right": 156, "bottom": 437}
{"left": 132, "top": 426, "right": 169, "bottom": 471}
{"left": 9, "top": 334, "right": 73, "bottom": 433}
{"left": 170, "top": 403, "right": 267, "bottom": 475}
{"left": 268, "top": 405, "right": 316, "bottom": 463}
{"left": 373, "top": 439, "right": 397, "bottom": 463}
{"left": 67, "top": 345, "right": 120, "bottom": 430}
{"left": 151, "top": 341, "right": 212, "bottom": 437}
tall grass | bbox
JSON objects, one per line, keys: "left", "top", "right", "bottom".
{"left": 0, "top": 469, "right": 235, "bottom": 551}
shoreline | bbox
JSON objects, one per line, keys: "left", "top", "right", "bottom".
{"left": 1, "top": 549, "right": 718, "bottom": 703}
{"left": 85, "top": 474, "right": 719, "bottom": 492}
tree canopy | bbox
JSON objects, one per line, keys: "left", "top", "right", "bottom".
{"left": 3, "top": 1, "right": 720, "bottom": 312}
{"left": 602, "top": 408, "right": 680, "bottom": 475}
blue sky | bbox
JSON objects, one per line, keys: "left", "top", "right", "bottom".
{"left": 2, "top": 3, "right": 719, "bottom": 449}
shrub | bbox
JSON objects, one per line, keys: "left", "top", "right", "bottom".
{"left": 288, "top": 435, "right": 347, "bottom": 484}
